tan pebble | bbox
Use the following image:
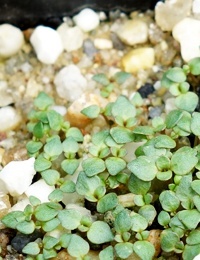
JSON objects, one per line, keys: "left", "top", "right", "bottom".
{"left": 66, "top": 93, "right": 107, "bottom": 128}
{"left": 2, "top": 146, "right": 28, "bottom": 166}
{"left": 122, "top": 47, "right": 155, "bottom": 73}
{"left": 50, "top": 249, "right": 75, "bottom": 260}
{"left": 147, "top": 229, "right": 162, "bottom": 257}
{"left": 0, "top": 192, "right": 11, "bottom": 218}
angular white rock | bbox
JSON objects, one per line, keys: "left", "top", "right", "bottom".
{"left": 54, "top": 64, "right": 87, "bottom": 102}
{"left": 0, "top": 158, "right": 36, "bottom": 197}
{"left": 117, "top": 20, "right": 148, "bottom": 46}
{"left": 25, "top": 179, "right": 54, "bottom": 203}
{"left": 173, "top": 18, "right": 200, "bottom": 62}
{"left": 10, "top": 196, "right": 30, "bottom": 212}
{"left": 94, "top": 38, "right": 113, "bottom": 49}
{"left": 30, "top": 25, "right": 64, "bottom": 64}
{"left": 193, "top": 0, "right": 200, "bottom": 14}
{"left": 73, "top": 8, "right": 100, "bottom": 32}
{"left": 0, "top": 106, "right": 21, "bottom": 132}
{"left": 0, "top": 24, "right": 24, "bottom": 58}
{"left": 57, "top": 23, "right": 84, "bottom": 52}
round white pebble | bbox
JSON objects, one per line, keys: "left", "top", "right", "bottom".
{"left": 0, "top": 106, "right": 21, "bottom": 132}
{"left": 0, "top": 24, "right": 24, "bottom": 58}
{"left": 73, "top": 8, "right": 100, "bottom": 32}
{"left": 30, "top": 25, "right": 64, "bottom": 64}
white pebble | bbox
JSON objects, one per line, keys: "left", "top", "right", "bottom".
{"left": 165, "top": 98, "right": 176, "bottom": 113}
{"left": 94, "top": 38, "right": 113, "bottom": 50}
{"left": 25, "top": 179, "right": 54, "bottom": 203}
{"left": 0, "top": 158, "right": 36, "bottom": 197}
{"left": 54, "top": 64, "right": 87, "bottom": 102}
{"left": 51, "top": 105, "right": 67, "bottom": 116}
{"left": 173, "top": 18, "right": 200, "bottom": 62}
{"left": 193, "top": 0, "right": 200, "bottom": 14}
{"left": 0, "top": 106, "right": 21, "bottom": 132}
{"left": 0, "top": 81, "right": 13, "bottom": 107}
{"left": 73, "top": 8, "right": 100, "bottom": 32}
{"left": 193, "top": 254, "right": 200, "bottom": 260}
{"left": 30, "top": 25, "right": 64, "bottom": 64}
{"left": 10, "top": 196, "right": 30, "bottom": 212}
{"left": 0, "top": 24, "right": 24, "bottom": 58}
{"left": 57, "top": 23, "right": 84, "bottom": 52}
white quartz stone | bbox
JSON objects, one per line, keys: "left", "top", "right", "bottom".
{"left": 0, "top": 158, "right": 36, "bottom": 197}
{"left": 0, "top": 24, "right": 24, "bottom": 58}
{"left": 0, "top": 106, "right": 21, "bottom": 132}
{"left": 57, "top": 23, "right": 84, "bottom": 52}
{"left": 54, "top": 64, "right": 87, "bottom": 102}
{"left": 193, "top": 0, "right": 200, "bottom": 14}
{"left": 0, "top": 81, "right": 13, "bottom": 107}
{"left": 30, "top": 25, "right": 64, "bottom": 64}
{"left": 73, "top": 8, "right": 100, "bottom": 32}
{"left": 94, "top": 38, "right": 113, "bottom": 49}
{"left": 25, "top": 179, "right": 55, "bottom": 203}
{"left": 173, "top": 18, "right": 200, "bottom": 62}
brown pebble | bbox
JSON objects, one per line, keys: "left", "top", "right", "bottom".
{"left": 147, "top": 229, "right": 162, "bottom": 257}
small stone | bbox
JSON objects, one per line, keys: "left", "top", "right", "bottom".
{"left": 122, "top": 47, "right": 155, "bottom": 73}
{"left": 0, "top": 192, "right": 11, "bottom": 218}
{"left": 73, "top": 8, "right": 100, "bottom": 32}
{"left": 0, "top": 106, "right": 21, "bottom": 132}
{"left": 147, "top": 229, "right": 162, "bottom": 257}
{"left": 0, "top": 81, "right": 13, "bottom": 107}
{"left": 30, "top": 25, "right": 64, "bottom": 64}
{"left": 25, "top": 78, "right": 43, "bottom": 98}
{"left": 0, "top": 158, "right": 36, "bottom": 197}
{"left": 0, "top": 24, "right": 24, "bottom": 58}
{"left": 54, "top": 65, "right": 87, "bottom": 102}
{"left": 94, "top": 38, "right": 113, "bottom": 50}
{"left": 110, "top": 32, "right": 125, "bottom": 50}
{"left": 83, "top": 39, "right": 98, "bottom": 58}
{"left": 165, "top": 97, "right": 176, "bottom": 114}
{"left": 193, "top": 0, "right": 200, "bottom": 14}
{"left": 155, "top": 0, "right": 193, "bottom": 31}
{"left": 117, "top": 19, "right": 148, "bottom": 46}
{"left": 138, "top": 83, "right": 155, "bottom": 98}
{"left": 149, "top": 106, "right": 162, "bottom": 119}
{"left": 172, "top": 18, "right": 200, "bottom": 62}
{"left": 57, "top": 23, "right": 84, "bottom": 52}
{"left": 25, "top": 179, "right": 55, "bottom": 203}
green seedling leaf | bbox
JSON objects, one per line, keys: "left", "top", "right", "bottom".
{"left": 43, "top": 236, "right": 59, "bottom": 250}
{"left": 81, "top": 105, "right": 101, "bottom": 119}
{"left": 87, "top": 221, "right": 114, "bottom": 244}
{"left": 183, "top": 245, "right": 200, "bottom": 260}
{"left": 193, "top": 195, "right": 200, "bottom": 212}
{"left": 113, "top": 71, "right": 131, "bottom": 84}
{"left": 92, "top": 73, "right": 110, "bottom": 86}
{"left": 154, "top": 135, "right": 176, "bottom": 149}
{"left": 188, "top": 57, "right": 200, "bottom": 75}
{"left": 61, "top": 159, "right": 79, "bottom": 175}
{"left": 97, "top": 193, "right": 118, "bottom": 213}
{"left": 42, "top": 218, "right": 60, "bottom": 232}
{"left": 128, "top": 156, "right": 157, "bottom": 181}
{"left": 105, "top": 157, "right": 126, "bottom": 176}
{"left": 191, "top": 112, "right": 200, "bottom": 136}
{"left": 60, "top": 180, "right": 76, "bottom": 193}
{"left": 176, "top": 175, "right": 196, "bottom": 206}
{"left": 47, "top": 110, "right": 63, "bottom": 131}
{"left": 43, "top": 248, "right": 57, "bottom": 259}
{"left": 171, "top": 146, "right": 198, "bottom": 175}
{"left": 92, "top": 130, "right": 110, "bottom": 145}
{"left": 1, "top": 211, "right": 25, "bottom": 229}
{"left": 16, "top": 220, "right": 35, "bottom": 234}
{"left": 44, "top": 135, "right": 63, "bottom": 158}
{"left": 175, "top": 92, "right": 198, "bottom": 112}
{"left": 161, "top": 72, "right": 175, "bottom": 89}
{"left": 34, "top": 92, "right": 54, "bottom": 110}
{"left": 157, "top": 170, "right": 172, "bottom": 181}
{"left": 62, "top": 137, "right": 79, "bottom": 154}
{"left": 82, "top": 158, "right": 105, "bottom": 177}
{"left": 35, "top": 202, "right": 62, "bottom": 222}
{"left": 158, "top": 211, "right": 171, "bottom": 226}
{"left": 114, "top": 210, "right": 132, "bottom": 233}
{"left": 26, "top": 141, "right": 43, "bottom": 154}
{"left": 160, "top": 229, "right": 179, "bottom": 252}
{"left": 48, "top": 189, "right": 63, "bottom": 202}
{"left": 59, "top": 233, "right": 71, "bottom": 248}
{"left": 166, "top": 67, "right": 186, "bottom": 83}
{"left": 99, "top": 246, "right": 114, "bottom": 260}
{"left": 131, "top": 213, "right": 148, "bottom": 232}
{"left": 138, "top": 205, "right": 157, "bottom": 225}
{"left": 128, "top": 173, "right": 151, "bottom": 195}
{"left": 159, "top": 190, "right": 180, "bottom": 212}
{"left": 131, "top": 92, "right": 143, "bottom": 107}
{"left": 66, "top": 127, "right": 83, "bottom": 142}
{"left": 134, "top": 195, "right": 145, "bottom": 207}
{"left": 111, "top": 96, "right": 136, "bottom": 121}
{"left": 178, "top": 209, "right": 200, "bottom": 229}
{"left": 133, "top": 241, "right": 155, "bottom": 260}
{"left": 35, "top": 111, "right": 49, "bottom": 123}
{"left": 34, "top": 155, "right": 52, "bottom": 172}
{"left": 58, "top": 209, "right": 82, "bottom": 230}
{"left": 110, "top": 126, "right": 135, "bottom": 144}
{"left": 165, "top": 109, "right": 183, "bottom": 129}
{"left": 133, "top": 126, "right": 154, "bottom": 136}
{"left": 33, "top": 121, "right": 44, "bottom": 139}
{"left": 156, "top": 155, "right": 170, "bottom": 171}
{"left": 41, "top": 169, "right": 60, "bottom": 186}
{"left": 187, "top": 230, "right": 200, "bottom": 245}
{"left": 115, "top": 242, "right": 133, "bottom": 259}
{"left": 67, "top": 234, "right": 89, "bottom": 258}
{"left": 29, "top": 196, "right": 41, "bottom": 207}
{"left": 22, "top": 242, "right": 40, "bottom": 256}
{"left": 191, "top": 180, "right": 200, "bottom": 195}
